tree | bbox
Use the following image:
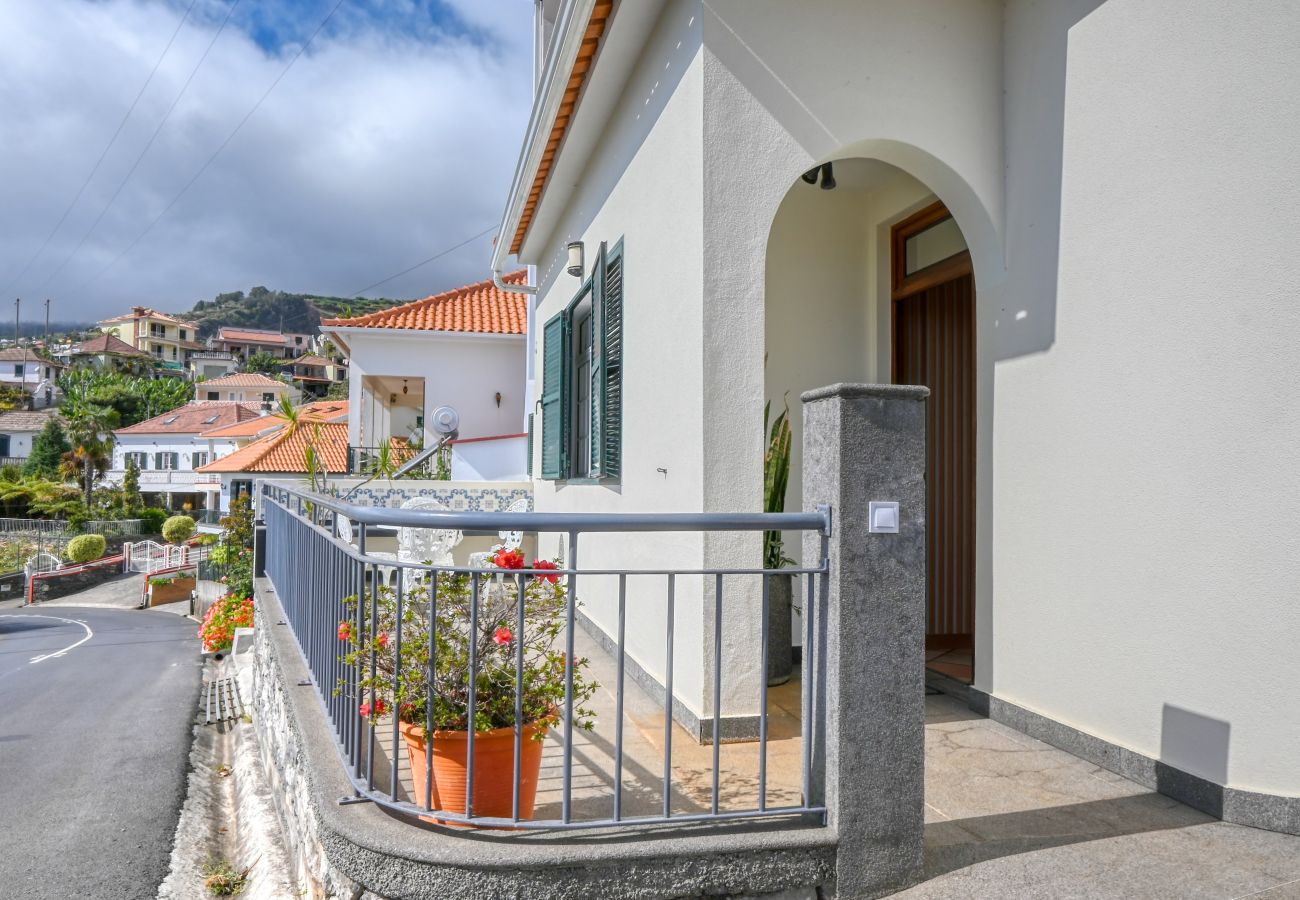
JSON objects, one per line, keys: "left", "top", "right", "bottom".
{"left": 244, "top": 351, "right": 283, "bottom": 374}
{"left": 63, "top": 407, "right": 118, "bottom": 506}
{"left": 122, "top": 457, "right": 143, "bottom": 514}
{"left": 25, "top": 419, "right": 72, "bottom": 478}
{"left": 325, "top": 379, "right": 348, "bottom": 400}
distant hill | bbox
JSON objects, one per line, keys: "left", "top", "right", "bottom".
{"left": 0, "top": 321, "right": 98, "bottom": 340}
{"left": 178, "top": 287, "right": 401, "bottom": 338}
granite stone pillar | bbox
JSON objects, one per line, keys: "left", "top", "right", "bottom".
{"left": 802, "top": 383, "right": 928, "bottom": 899}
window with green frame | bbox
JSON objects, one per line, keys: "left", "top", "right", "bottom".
{"left": 537, "top": 239, "right": 623, "bottom": 481}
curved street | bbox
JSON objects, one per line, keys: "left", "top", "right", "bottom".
{"left": 0, "top": 606, "right": 201, "bottom": 899}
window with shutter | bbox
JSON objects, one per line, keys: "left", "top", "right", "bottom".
{"left": 600, "top": 240, "right": 623, "bottom": 479}
{"left": 540, "top": 312, "right": 566, "bottom": 479}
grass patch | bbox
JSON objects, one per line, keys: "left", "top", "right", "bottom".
{"left": 202, "top": 859, "right": 248, "bottom": 896}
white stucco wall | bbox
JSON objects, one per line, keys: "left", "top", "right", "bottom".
{"left": 525, "top": 0, "right": 712, "bottom": 718}
{"left": 0, "top": 429, "right": 38, "bottom": 458}
{"left": 989, "top": 0, "right": 1300, "bottom": 797}
{"left": 339, "top": 331, "right": 526, "bottom": 450}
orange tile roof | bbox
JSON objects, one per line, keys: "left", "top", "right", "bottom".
{"left": 200, "top": 373, "right": 289, "bottom": 388}
{"left": 72, "top": 333, "right": 148, "bottom": 357}
{"left": 216, "top": 327, "right": 288, "bottom": 345}
{"left": 98, "top": 307, "right": 199, "bottom": 329}
{"left": 322, "top": 271, "right": 529, "bottom": 334}
{"left": 198, "top": 401, "right": 347, "bottom": 439}
{"left": 199, "top": 422, "right": 404, "bottom": 474}
{"left": 116, "top": 402, "right": 262, "bottom": 435}
{"left": 511, "top": 1, "right": 613, "bottom": 254}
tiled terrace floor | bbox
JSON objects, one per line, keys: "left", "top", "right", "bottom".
{"left": 373, "top": 631, "right": 1300, "bottom": 898}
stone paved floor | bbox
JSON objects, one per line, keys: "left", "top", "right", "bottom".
{"left": 378, "top": 629, "right": 1300, "bottom": 898}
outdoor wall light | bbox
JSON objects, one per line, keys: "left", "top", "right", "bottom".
{"left": 566, "top": 240, "right": 585, "bottom": 277}
{"left": 495, "top": 391, "right": 502, "bottom": 408}
{"left": 800, "top": 162, "right": 836, "bottom": 190}
{"left": 402, "top": 379, "right": 409, "bottom": 395}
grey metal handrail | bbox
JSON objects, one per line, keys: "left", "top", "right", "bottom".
{"left": 260, "top": 480, "right": 830, "bottom": 832}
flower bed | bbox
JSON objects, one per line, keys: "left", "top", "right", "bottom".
{"left": 200, "top": 593, "right": 255, "bottom": 652}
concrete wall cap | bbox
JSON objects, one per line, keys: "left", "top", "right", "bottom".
{"left": 800, "top": 383, "right": 930, "bottom": 404}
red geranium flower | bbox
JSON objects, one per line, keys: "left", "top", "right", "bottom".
{"left": 532, "top": 559, "right": 561, "bottom": 584}
{"left": 377, "top": 632, "right": 389, "bottom": 649}
{"left": 360, "top": 697, "right": 386, "bottom": 719}
{"left": 337, "top": 621, "right": 352, "bottom": 642}
{"left": 493, "top": 548, "right": 525, "bottom": 570}
{"left": 493, "top": 626, "right": 513, "bottom": 646}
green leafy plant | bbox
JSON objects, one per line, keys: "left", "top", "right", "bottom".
{"left": 201, "top": 858, "right": 248, "bottom": 896}
{"left": 66, "top": 533, "right": 106, "bottom": 564}
{"left": 149, "top": 575, "right": 175, "bottom": 587}
{"left": 23, "top": 418, "right": 71, "bottom": 479}
{"left": 763, "top": 397, "right": 794, "bottom": 570}
{"left": 338, "top": 551, "right": 597, "bottom": 738}
{"left": 139, "top": 507, "right": 169, "bottom": 534}
{"left": 162, "top": 514, "right": 196, "bottom": 544}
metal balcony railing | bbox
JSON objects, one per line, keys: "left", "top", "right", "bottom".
{"left": 347, "top": 444, "right": 430, "bottom": 477}
{"left": 260, "top": 481, "right": 831, "bottom": 832}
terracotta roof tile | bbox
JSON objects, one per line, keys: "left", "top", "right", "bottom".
{"left": 71, "top": 334, "right": 148, "bottom": 357}
{"left": 115, "top": 402, "right": 262, "bottom": 435}
{"left": 0, "top": 348, "right": 64, "bottom": 365}
{"left": 199, "top": 422, "right": 405, "bottom": 474}
{"left": 198, "top": 400, "right": 348, "bottom": 439}
{"left": 200, "top": 373, "right": 289, "bottom": 388}
{"left": 98, "top": 308, "right": 199, "bottom": 329}
{"left": 0, "top": 409, "right": 59, "bottom": 432}
{"left": 216, "top": 328, "right": 289, "bottom": 344}
{"left": 322, "top": 271, "right": 528, "bottom": 335}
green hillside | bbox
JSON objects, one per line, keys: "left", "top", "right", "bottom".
{"left": 178, "top": 287, "right": 399, "bottom": 338}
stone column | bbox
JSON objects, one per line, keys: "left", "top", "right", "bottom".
{"left": 802, "top": 383, "right": 928, "bottom": 899}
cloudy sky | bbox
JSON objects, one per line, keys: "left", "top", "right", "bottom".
{"left": 0, "top": 0, "right": 533, "bottom": 320}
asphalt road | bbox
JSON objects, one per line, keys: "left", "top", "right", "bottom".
{"left": 0, "top": 607, "right": 202, "bottom": 899}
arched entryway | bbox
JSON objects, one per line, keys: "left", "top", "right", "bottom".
{"left": 765, "top": 158, "right": 978, "bottom": 683}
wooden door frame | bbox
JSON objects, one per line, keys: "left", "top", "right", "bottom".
{"left": 889, "top": 200, "right": 974, "bottom": 382}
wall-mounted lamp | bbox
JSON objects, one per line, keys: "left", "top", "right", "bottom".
{"left": 494, "top": 391, "right": 502, "bottom": 408}
{"left": 402, "top": 379, "right": 409, "bottom": 395}
{"left": 389, "top": 393, "right": 397, "bottom": 404}
{"left": 566, "top": 240, "right": 585, "bottom": 277}
{"left": 800, "top": 161, "right": 836, "bottom": 190}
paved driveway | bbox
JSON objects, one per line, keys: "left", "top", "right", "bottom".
{"left": 0, "top": 607, "right": 201, "bottom": 899}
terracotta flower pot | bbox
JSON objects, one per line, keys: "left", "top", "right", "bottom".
{"left": 398, "top": 719, "right": 546, "bottom": 826}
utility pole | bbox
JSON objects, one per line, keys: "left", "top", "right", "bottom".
{"left": 15, "top": 298, "right": 29, "bottom": 410}
{"left": 44, "top": 298, "right": 50, "bottom": 346}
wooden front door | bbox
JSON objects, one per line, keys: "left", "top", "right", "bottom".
{"left": 891, "top": 201, "right": 976, "bottom": 677}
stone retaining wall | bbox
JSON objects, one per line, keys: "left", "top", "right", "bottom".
{"left": 32, "top": 558, "right": 128, "bottom": 602}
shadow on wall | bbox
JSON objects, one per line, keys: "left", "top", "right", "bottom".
{"left": 1158, "top": 703, "right": 1230, "bottom": 818}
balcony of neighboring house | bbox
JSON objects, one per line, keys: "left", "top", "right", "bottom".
{"left": 355, "top": 373, "right": 426, "bottom": 464}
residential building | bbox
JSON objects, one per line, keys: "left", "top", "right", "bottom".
{"left": 484, "top": 0, "right": 1300, "bottom": 829}
{"left": 0, "top": 408, "right": 59, "bottom": 465}
{"left": 286, "top": 353, "right": 348, "bottom": 398}
{"left": 198, "top": 410, "right": 379, "bottom": 509}
{"left": 210, "top": 326, "right": 313, "bottom": 361}
{"left": 194, "top": 372, "right": 300, "bottom": 407}
{"left": 108, "top": 401, "right": 262, "bottom": 516}
{"left": 97, "top": 306, "right": 204, "bottom": 370}
{"left": 0, "top": 348, "right": 63, "bottom": 408}
{"left": 189, "top": 350, "right": 239, "bottom": 381}
{"left": 321, "top": 273, "right": 527, "bottom": 480}
{"left": 66, "top": 333, "right": 151, "bottom": 372}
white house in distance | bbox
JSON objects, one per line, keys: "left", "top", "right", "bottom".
{"left": 485, "top": 1, "right": 1300, "bottom": 835}
{"left": 108, "top": 401, "right": 263, "bottom": 517}
{"left": 195, "top": 372, "right": 299, "bottom": 407}
{"left": 0, "top": 408, "right": 58, "bottom": 464}
{"left": 321, "top": 272, "right": 528, "bottom": 480}
{"left": 0, "top": 348, "right": 63, "bottom": 408}
{"left": 210, "top": 326, "right": 313, "bottom": 361}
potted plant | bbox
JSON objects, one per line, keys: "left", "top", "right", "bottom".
{"left": 149, "top": 570, "right": 197, "bottom": 606}
{"left": 338, "top": 549, "right": 597, "bottom": 824}
{"left": 764, "top": 399, "right": 795, "bottom": 685}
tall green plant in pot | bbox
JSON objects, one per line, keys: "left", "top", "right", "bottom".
{"left": 764, "top": 398, "right": 795, "bottom": 686}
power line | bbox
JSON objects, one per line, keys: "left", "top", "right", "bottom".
{"left": 39, "top": 0, "right": 244, "bottom": 294}
{"left": 348, "top": 225, "right": 497, "bottom": 297}
{"left": 71, "top": 0, "right": 347, "bottom": 294}
{"left": 0, "top": 0, "right": 201, "bottom": 298}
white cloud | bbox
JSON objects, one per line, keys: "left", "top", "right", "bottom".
{"left": 0, "top": 0, "right": 534, "bottom": 319}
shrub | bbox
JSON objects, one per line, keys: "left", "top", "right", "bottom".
{"left": 162, "top": 515, "right": 196, "bottom": 544}
{"left": 66, "top": 534, "right": 107, "bottom": 564}
{"left": 140, "top": 507, "right": 168, "bottom": 534}
{"left": 199, "top": 593, "right": 255, "bottom": 652}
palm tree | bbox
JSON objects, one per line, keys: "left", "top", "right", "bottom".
{"left": 63, "top": 407, "right": 118, "bottom": 507}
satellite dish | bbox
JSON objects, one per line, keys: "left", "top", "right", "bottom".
{"left": 430, "top": 405, "right": 460, "bottom": 435}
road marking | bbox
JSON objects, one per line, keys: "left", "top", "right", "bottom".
{"left": 0, "top": 615, "right": 94, "bottom": 664}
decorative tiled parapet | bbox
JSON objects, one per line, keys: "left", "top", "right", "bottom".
{"left": 802, "top": 383, "right": 929, "bottom": 898}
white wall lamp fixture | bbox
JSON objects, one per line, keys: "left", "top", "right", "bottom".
{"left": 566, "top": 240, "right": 585, "bottom": 277}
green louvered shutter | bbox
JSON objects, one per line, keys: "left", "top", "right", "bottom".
{"left": 601, "top": 240, "right": 624, "bottom": 479}
{"left": 588, "top": 243, "right": 607, "bottom": 477}
{"left": 526, "top": 413, "right": 534, "bottom": 477}
{"left": 540, "top": 312, "right": 567, "bottom": 479}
